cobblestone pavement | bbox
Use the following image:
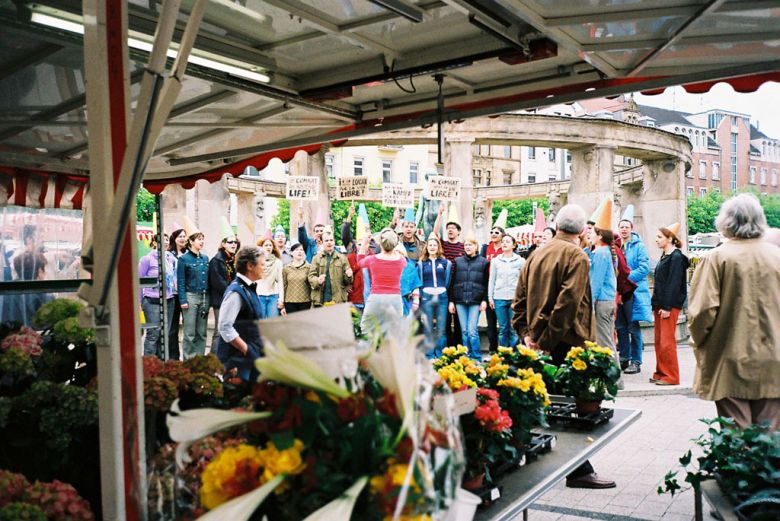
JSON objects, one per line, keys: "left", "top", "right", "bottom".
{"left": 516, "top": 346, "right": 721, "bottom": 521}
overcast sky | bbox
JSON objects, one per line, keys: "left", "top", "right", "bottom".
{"left": 634, "top": 82, "right": 780, "bottom": 139}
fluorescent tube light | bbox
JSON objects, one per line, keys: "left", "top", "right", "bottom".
{"left": 29, "top": 6, "right": 270, "bottom": 84}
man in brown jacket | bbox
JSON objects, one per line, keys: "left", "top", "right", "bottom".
{"left": 308, "top": 232, "right": 353, "bottom": 305}
{"left": 512, "top": 204, "right": 615, "bottom": 489}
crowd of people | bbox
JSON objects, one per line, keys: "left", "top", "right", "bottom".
{"left": 139, "top": 193, "right": 779, "bottom": 434}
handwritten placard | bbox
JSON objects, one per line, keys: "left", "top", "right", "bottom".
{"left": 382, "top": 183, "right": 414, "bottom": 208}
{"left": 286, "top": 176, "right": 320, "bottom": 200}
{"left": 427, "top": 176, "right": 460, "bottom": 201}
{"left": 336, "top": 176, "right": 368, "bottom": 200}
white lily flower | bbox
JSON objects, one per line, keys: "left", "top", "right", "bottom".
{"left": 255, "top": 341, "right": 351, "bottom": 399}
{"left": 302, "top": 476, "right": 369, "bottom": 521}
{"left": 197, "top": 474, "right": 284, "bottom": 521}
{"left": 166, "top": 400, "right": 271, "bottom": 468}
{"left": 365, "top": 336, "right": 418, "bottom": 419}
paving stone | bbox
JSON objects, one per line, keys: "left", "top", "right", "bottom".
{"left": 608, "top": 493, "right": 645, "bottom": 509}
{"left": 632, "top": 499, "right": 672, "bottom": 517}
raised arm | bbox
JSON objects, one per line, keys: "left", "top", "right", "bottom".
{"left": 433, "top": 204, "right": 445, "bottom": 238}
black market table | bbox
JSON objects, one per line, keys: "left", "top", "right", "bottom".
{"left": 475, "top": 407, "right": 642, "bottom": 521}
{"left": 695, "top": 481, "right": 739, "bottom": 521}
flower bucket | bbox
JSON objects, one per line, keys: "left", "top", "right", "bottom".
{"left": 444, "top": 488, "right": 482, "bottom": 521}
{"left": 575, "top": 398, "right": 602, "bottom": 415}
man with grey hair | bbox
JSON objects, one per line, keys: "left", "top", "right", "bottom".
{"left": 513, "top": 204, "right": 615, "bottom": 489}
{"left": 689, "top": 193, "right": 780, "bottom": 429}
{"left": 215, "top": 246, "right": 265, "bottom": 381}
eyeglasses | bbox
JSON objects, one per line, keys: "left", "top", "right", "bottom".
{"left": 225, "top": 240, "right": 238, "bottom": 244}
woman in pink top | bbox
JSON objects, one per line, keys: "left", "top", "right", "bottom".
{"left": 358, "top": 228, "right": 406, "bottom": 338}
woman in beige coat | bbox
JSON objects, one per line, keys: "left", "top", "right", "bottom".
{"left": 688, "top": 194, "right": 780, "bottom": 430}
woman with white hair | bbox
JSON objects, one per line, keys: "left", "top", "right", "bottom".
{"left": 688, "top": 193, "right": 780, "bottom": 429}
{"left": 357, "top": 228, "right": 406, "bottom": 337}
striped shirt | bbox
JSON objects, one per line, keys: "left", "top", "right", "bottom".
{"left": 441, "top": 240, "right": 465, "bottom": 263}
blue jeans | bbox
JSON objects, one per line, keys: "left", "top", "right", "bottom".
{"left": 142, "top": 297, "right": 175, "bottom": 358}
{"left": 616, "top": 298, "right": 643, "bottom": 364}
{"left": 421, "top": 292, "right": 448, "bottom": 358}
{"left": 456, "top": 303, "right": 482, "bottom": 360}
{"left": 493, "top": 299, "right": 518, "bottom": 348}
{"left": 259, "top": 294, "right": 279, "bottom": 319}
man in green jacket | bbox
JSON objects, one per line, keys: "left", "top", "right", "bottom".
{"left": 308, "top": 232, "right": 353, "bottom": 305}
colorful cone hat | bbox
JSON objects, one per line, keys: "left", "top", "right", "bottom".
{"left": 315, "top": 207, "right": 327, "bottom": 227}
{"left": 534, "top": 208, "right": 546, "bottom": 233}
{"left": 595, "top": 196, "right": 613, "bottom": 231}
{"left": 356, "top": 203, "right": 370, "bottom": 241}
{"left": 427, "top": 231, "right": 440, "bottom": 242}
{"left": 588, "top": 198, "right": 607, "bottom": 225}
{"left": 621, "top": 204, "right": 635, "bottom": 224}
{"left": 168, "top": 220, "right": 183, "bottom": 234}
{"left": 666, "top": 222, "right": 681, "bottom": 239}
{"left": 218, "top": 216, "right": 234, "bottom": 240}
{"left": 403, "top": 207, "right": 416, "bottom": 223}
{"left": 181, "top": 215, "right": 200, "bottom": 238}
{"left": 263, "top": 228, "right": 273, "bottom": 241}
{"left": 494, "top": 208, "right": 508, "bottom": 229}
{"left": 446, "top": 203, "right": 461, "bottom": 228}
{"left": 274, "top": 224, "right": 286, "bottom": 238}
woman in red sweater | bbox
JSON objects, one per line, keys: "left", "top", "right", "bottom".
{"left": 357, "top": 228, "right": 406, "bottom": 338}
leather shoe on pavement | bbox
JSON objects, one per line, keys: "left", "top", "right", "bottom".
{"left": 566, "top": 473, "right": 617, "bottom": 489}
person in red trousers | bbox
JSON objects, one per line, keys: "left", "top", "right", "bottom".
{"left": 650, "top": 222, "right": 689, "bottom": 386}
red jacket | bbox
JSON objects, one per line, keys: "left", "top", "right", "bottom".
{"left": 613, "top": 237, "right": 637, "bottom": 303}
{"left": 347, "top": 252, "right": 365, "bottom": 306}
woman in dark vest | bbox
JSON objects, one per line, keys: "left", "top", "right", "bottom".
{"left": 216, "top": 246, "right": 265, "bottom": 382}
{"left": 448, "top": 236, "right": 490, "bottom": 360}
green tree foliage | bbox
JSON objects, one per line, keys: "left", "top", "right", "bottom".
{"left": 687, "top": 190, "right": 725, "bottom": 235}
{"left": 491, "top": 198, "right": 550, "bottom": 227}
{"left": 136, "top": 187, "right": 156, "bottom": 222}
{"left": 760, "top": 193, "right": 780, "bottom": 228}
{"left": 272, "top": 199, "right": 401, "bottom": 245}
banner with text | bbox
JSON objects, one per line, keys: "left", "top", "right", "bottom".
{"left": 286, "top": 176, "right": 320, "bottom": 200}
{"left": 382, "top": 184, "right": 415, "bottom": 208}
{"left": 336, "top": 176, "right": 369, "bottom": 200}
{"left": 427, "top": 176, "right": 461, "bottom": 201}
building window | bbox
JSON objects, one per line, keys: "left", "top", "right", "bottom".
{"left": 566, "top": 151, "right": 572, "bottom": 163}
{"left": 761, "top": 168, "right": 767, "bottom": 185}
{"left": 750, "top": 167, "right": 756, "bottom": 184}
{"left": 353, "top": 157, "right": 364, "bottom": 176}
{"left": 382, "top": 160, "right": 393, "bottom": 183}
{"left": 528, "top": 174, "right": 536, "bottom": 184}
{"left": 700, "top": 187, "right": 707, "bottom": 198}
{"left": 699, "top": 160, "right": 707, "bottom": 179}
{"left": 549, "top": 148, "right": 556, "bottom": 162}
{"left": 325, "top": 154, "right": 335, "bottom": 178}
{"left": 687, "top": 186, "right": 694, "bottom": 197}
{"left": 473, "top": 169, "right": 481, "bottom": 186}
{"left": 712, "top": 162, "right": 719, "bottom": 180}
{"left": 731, "top": 115, "right": 738, "bottom": 126}
{"left": 504, "top": 146, "right": 511, "bottom": 158}
{"left": 503, "top": 171, "right": 513, "bottom": 185}
{"left": 409, "top": 162, "right": 418, "bottom": 184}
{"left": 485, "top": 170, "right": 491, "bottom": 187}
{"left": 528, "top": 147, "right": 536, "bottom": 159}
{"left": 772, "top": 169, "right": 778, "bottom": 187}
{"left": 730, "top": 133, "right": 738, "bottom": 191}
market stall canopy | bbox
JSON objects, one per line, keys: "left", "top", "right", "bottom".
{"left": 1, "top": 0, "right": 779, "bottom": 198}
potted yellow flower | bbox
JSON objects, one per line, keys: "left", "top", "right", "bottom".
{"left": 558, "top": 342, "right": 621, "bottom": 415}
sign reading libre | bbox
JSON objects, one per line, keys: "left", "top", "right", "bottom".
{"left": 427, "top": 176, "right": 461, "bottom": 201}
{"left": 286, "top": 176, "right": 320, "bottom": 200}
{"left": 336, "top": 176, "right": 368, "bottom": 200}
{"left": 382, "top": 183, "right": 415, "bottom": 208}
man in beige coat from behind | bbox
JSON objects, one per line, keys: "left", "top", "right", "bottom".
{"left": 688, "top": 194, "right": 780, "bottom": 430}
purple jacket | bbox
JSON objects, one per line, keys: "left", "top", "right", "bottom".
{"left": 138, "top": 250, "right": 177, "bottom": 300}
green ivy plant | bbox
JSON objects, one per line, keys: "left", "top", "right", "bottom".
{"left": 659, "top": 418, "right": 780, "bottom": 520}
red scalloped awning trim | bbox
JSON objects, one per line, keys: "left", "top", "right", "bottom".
{"left": 641, "top": 71, "right": 780, "bottom": 95}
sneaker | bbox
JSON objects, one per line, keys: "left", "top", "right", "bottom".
{"left": 624, "top": 362, "right": 640, "bottom": 374}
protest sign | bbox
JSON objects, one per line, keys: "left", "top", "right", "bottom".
{"left": 335, "top": 176, "right": 368, "bottom": 200}
{"left": 427, "top": 176, "right": 461, "bottom": 201}
{"left": 382, "top": 183, "right": 414, "bottom": 208}
{"left": 286, "top": 176, "right": 319, "bottom": 200}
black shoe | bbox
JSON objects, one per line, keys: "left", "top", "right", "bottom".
{"left": 566, "top": 473, "right": 617, "bottom": 489}
{"left": 620, "top": 359, "right": 629, "bottom": 371}
{"left": 624, "top": 362, "right": 640, "bottom": 374}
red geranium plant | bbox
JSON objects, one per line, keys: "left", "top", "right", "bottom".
{"left": 461, "top": 388, "right": 515, "bottom": 483}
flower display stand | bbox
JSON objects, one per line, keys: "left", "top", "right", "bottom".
{"left": 546, "top": 401, "right": 614, "bottom": 429}
{"left": 694, "top": 480, "right": 739, "bottom": 521}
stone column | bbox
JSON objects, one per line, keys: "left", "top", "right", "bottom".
{"left": 640, "top": 159, "right": 688, "bottom": 261}
{"left": 193, "top": 178, "right": 231, "bottom": 257}
{"left": 161, "top": 184, "right": 187, "bottom": 233}
{"left": 288, "top": 149, "right": 330, "bottom": 237}
{"left": 568, "top": 145, "right": 616, "bottom": 217}
{"left": 445, "top": 137, "right": 475, "bottom": 236}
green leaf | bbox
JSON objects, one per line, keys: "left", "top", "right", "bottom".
{"left": 679, "top": 450, "right": 692, "bottom": 466}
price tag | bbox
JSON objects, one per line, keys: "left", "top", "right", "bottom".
{"left": 550, "top": 436, "right": 557, "bottom": 449}
{"left": 518, "top": 454, "right": 526, "bottom": 467}
{"left": 490, "top": 488, "right": 501, "bottom": 501}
